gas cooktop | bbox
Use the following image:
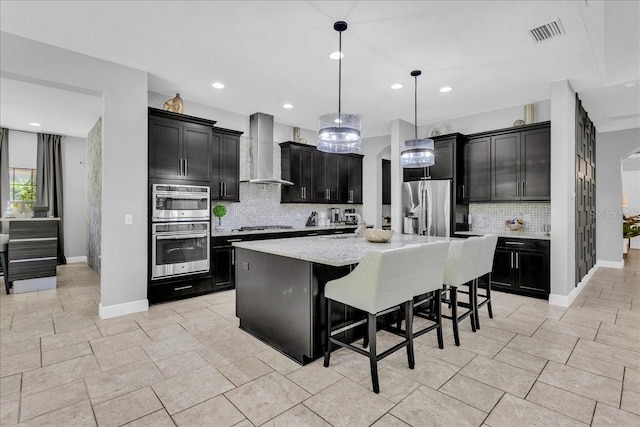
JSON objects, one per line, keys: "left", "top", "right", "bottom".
{"left": 235, "top": 225, "right": 295, "bottom": 231}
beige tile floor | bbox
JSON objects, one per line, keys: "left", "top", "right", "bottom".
{"left": 1, "top": 251, "right": 639, "bottom": 426}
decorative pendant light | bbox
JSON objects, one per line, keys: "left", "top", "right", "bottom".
{"left": 400, "top": 70, "right": 435, "bottom": 168}
{"left": 317, "top": 21, "right": 362, "bottom": 154}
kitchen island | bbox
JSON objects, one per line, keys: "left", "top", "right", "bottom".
{"left": 234, "top": 234, "right": 451, "bottom": 364}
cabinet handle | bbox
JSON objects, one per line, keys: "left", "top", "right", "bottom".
{"left": 307, "top": 233, "right": 319, "bottom": 236}
{"left": 504, "top": 241, "right": 524, "bottom": 245}
{"left": 510, "top": 252, "right": 514, "bottom": 269}
{"left": 226, "top": 238, "right": 242, "bottom": 242}
{"left": 223, "top": 182, "right": 227, "bottom": 197}
{"left": 304, "top": 187, "right": 306, "bottom": 199}
{"left": 522, "top": 181, "right": 525, "bottom": 198}
{"left": 231, "top": 249, "right": 235, "bottom": 266}
{"left": 179, "top": 159, "right": 183, "bottom": 176}
{"left": 174, "top": 285, "right": 193, "bottom": 291}
{"left": 515, "top": 253, "right": 519, "bottom": 269}
{"left": 349, "top": 190, "right": 353, "bottom": 202}
{"left": 184, "top": 159, "right": 188, "bottom": 176}
{"left": 462, "top": 184, "right": 466, "bottom": 198}
{"left": 219, "top": 182, "right": 223, "bottom": 197}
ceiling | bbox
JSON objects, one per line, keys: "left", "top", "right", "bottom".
{"left": 1, "top": 1, "right": 638, "bottom": 138}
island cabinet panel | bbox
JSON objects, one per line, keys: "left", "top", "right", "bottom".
{"left": 211, "top": 128, "right": 242, "bottom": 201}
{"left": 280, "top": 142, "right": 314, "bottom": 202}
{"left": 463, "top": 136, "right": 491, "bottom": 202}
{"left": 148, "top": 108, "right": 215, "bottom": 182}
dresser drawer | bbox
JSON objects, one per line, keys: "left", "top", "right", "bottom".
{"left": 8, "top": 259, "right": 57, "bottom": 281}
{"left": 9, "top": 240, "right": 57, "bottom": 261}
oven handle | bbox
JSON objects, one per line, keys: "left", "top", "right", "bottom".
{"left": 153, "top": 193, "right": 209, "bottom": 200}
{"left": 156, "top": 234, "right": 209, "bottom": 240}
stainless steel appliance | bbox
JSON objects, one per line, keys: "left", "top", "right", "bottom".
{"left": 328, "top": 208, "right": 341, "bottom": 223}
{"left": 152, "top": 184, "right": 210, "bottom": 222}
{"left": 151, "top": 221, "right": 210, "bottom": 280}
{"left": 402, "top": 179, "right": 451, "bottom": 237}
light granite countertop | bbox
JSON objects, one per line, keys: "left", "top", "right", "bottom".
{"left": 211, "top": 224, "right": 357, "bottom": 237}
{"left": 233, "top": 234, "right": 453, "bottom": 267}
{"left": 455, "top": 230, "right": 551, "bottom": 240}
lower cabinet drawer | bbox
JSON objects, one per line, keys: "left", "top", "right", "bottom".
{"left": 8, "top": 259, "right": 57, "bottom": 281}
{"left": 148, "top": 276, "right": 213, "bottom": 303}
{"left": 9, "top": 240, "right": 57, "bottom": 261}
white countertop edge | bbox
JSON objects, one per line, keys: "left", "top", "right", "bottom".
{"left": 455, "top": 230, "right": 550, "bottom": 240}
{"left": 212, "top": 224, "right": 357, "bottom": 237}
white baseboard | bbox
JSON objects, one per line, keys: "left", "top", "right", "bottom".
{"left": 549, "top": 262, "right": 599, "bottom": 308}
{"left": 597, "top": 259, "right": 624, "bottom": 269}
{"left": 99, "top": 299, "right": 148, "bottom": 319}
{"left": 66, "top": 256, "right": 88, "bottom": 264}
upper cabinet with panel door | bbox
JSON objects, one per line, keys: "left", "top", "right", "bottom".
{"left": 148, "top": 108, "right": 215, "bottom": 182}
{"left": 280, "top": 142, "right": 315, "bottom": 203}
{"left": 490, "top": 123, "right": 550, "bottom": 202}
{"left": 338, "top": 154, "right": 363, "bottom": 204}
{"left": 211, "top": 127, "right": 242, "bottom": 201}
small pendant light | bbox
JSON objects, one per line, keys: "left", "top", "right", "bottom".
{"left": 317, "top": 21, "right": 362, "bottom": 154}
{"left": 400, "top": 70, "right": 435, "bottom": 168}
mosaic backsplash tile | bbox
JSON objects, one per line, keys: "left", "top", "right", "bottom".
{"left": 212, "top": 137, "right": 361, "bottom": 230}
{"left": 469, "top": 203, "right": 550, "bottom": 233}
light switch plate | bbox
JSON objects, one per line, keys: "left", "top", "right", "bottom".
{"left": 125, "top": 214, "right": 133, "bottom": 225}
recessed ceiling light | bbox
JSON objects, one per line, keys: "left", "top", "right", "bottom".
{"left": 329, "top": 51, "right": 344, "bottom": 60}
{"left": 283, "top": 103, "right": 293, "bottom": 109}
{"left": 391, "top": 84, "right": 403, "bottom": 90}
{"left": 211, "top": 82, "right": 225, "bottom": 89}
{"left": 440, "top": 86, "right": 452, "bottom": 93}
{"left": 29, "top": 122, "right": 41, "bottom": 127}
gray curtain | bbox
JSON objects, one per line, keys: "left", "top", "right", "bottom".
{"left": 37, "top": 133, "right": 66, "bottom": 264}
{"left": 0, "top": 128, "right": 8, "bottom": 218}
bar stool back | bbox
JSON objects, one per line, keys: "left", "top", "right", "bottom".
{"left": 442, "top": 238, "right": 483, "bottom": 346}
{"left": 472, "top": 234, "right": 498, "bottom": 329}
{"left": 0, "top": 234, "right": 10, "bottom": 294}
{"left": 323, "top": 242, "right": 450, "bottom": 393}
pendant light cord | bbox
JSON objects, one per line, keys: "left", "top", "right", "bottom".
{"left": 338, "top": 29, "right": 342, "bottom": 124}
{"left": 414, "top": 74, "right": 418, "bottom": 140}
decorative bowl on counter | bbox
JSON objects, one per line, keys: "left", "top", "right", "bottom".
{"left": 364, "top": 228, "right": 394, "bottom": 243}
{"left": 505, "top": 218, "right": 524, "bottom": 231}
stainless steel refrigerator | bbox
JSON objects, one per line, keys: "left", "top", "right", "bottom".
{"left": 402, "top": 179, "right": 451, "bottom": 237}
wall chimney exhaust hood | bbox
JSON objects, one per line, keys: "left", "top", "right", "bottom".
{"left": 243, "top": 112, "right": 293, "bottom": 185}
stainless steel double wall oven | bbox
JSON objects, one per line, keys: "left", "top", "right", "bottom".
{"left": 151, "top": 184, "right": 210, "bottom": 280}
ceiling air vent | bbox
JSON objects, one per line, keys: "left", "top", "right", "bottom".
{"left": 529, "top": 19, "right": 565, "bottom": 43}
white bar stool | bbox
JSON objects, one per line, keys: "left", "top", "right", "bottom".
{"left": 323, "top": 242, "right": 450, "bottom": 394}
{"left": 441, "top": 238, "right": 484, "bottom": 346}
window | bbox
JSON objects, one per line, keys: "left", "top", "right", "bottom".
{"left": 9, "top": 167, "right": 36, "bottom": 215}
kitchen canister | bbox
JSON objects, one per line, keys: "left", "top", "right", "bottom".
{"left": 293, "top": 127, "right": 301, "bottom": 142}
{"left": 524, "top": 104, "right": 535, "bottom": 124}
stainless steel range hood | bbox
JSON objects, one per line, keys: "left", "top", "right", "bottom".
{"left": 244, "top": 112, "right": 293, "bottom": 185}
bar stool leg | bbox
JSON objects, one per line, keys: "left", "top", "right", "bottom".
{"left": 435, "top": 290, "right": 444, "bottom": 349}
{"left": 324, "top": 299, "right": 332, "bottom": 367}
{"left": 451, "top": 286, "right": 460, "bottom": 346}
{"left": 0, "top": 253, "right": 9, "bottom": 295}
{"left": 405, "top": 301, "right": 415, "bottom": 369}
{"left": 473, "top": 278, "right": 481, "bottom": 330}
{"left": 486, "top": 273, "right": 494, "bottom": 319}
{"left": 367, "top": 312, "right": 379, "bottom": 393}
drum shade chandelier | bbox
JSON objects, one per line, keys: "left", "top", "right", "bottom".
{"left": 317, "top": 21, "right": 362, "bottom": 154}
{"left": 400, "top": 70, "right": 435, "bottom": 168}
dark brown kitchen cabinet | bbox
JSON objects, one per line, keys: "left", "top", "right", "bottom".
{"left": 313, "top": 151, "right": 340, "bottom": 203}
{"left": 338, "top": 154, "right": 363, "bottom": 204}
{"left": 212, "top": 246, "right": 235, "bottom": 288}
{"left": 211, "top": 128, "right": 242, "bottom": 201}
{"left": 490, "top": 237, "right": 549, "bottom": 299}
{"left": 280, "top": 142, "right": 315, "bottom": 202}
{"left": 382, "top": 159, "right": 391, "bottom": 205}
{"left": 148, "top": 108, "right": 215, "bottom": 182}
{"left": 403, "top": 134, "right": 463, "bottom": 182}
{"left": 463, "top": 136, "right": 491, "bottom": 202}
{"left": 491, "top": 125, "right": 550, "bottom": 201}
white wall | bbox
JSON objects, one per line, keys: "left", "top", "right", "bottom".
{"left": 549, "top": 80, "right": 577, "bottom": 304}
{"left": 62, "top": 136, "right": 87, "bottom": 259}
{"left": 597, "top": 128, "right": 640, "bottom": 262}
{"left": 361, "top": 135, "right": 390, "bottom": 228}
{"left": 1, "top": 32, "right": 149, "bottom": 318}
{"left": 623, "top": 170, "right": 640, "bottom": 249}
{"left": 7, "top": 130, "right": 37, "bottom": 168}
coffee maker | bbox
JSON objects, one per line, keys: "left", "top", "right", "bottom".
{"left": 328, "top": 208, "right": 341, "bottom": 224}
{"left": 344, "top": 208, "right": 357, "bottom": 225}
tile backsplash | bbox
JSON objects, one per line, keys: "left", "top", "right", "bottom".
{"left": 212, "top": 136, "right": 361, "bottom": 230}
{"left": 469, "top": 203, "right": 550, "bottom": 233}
